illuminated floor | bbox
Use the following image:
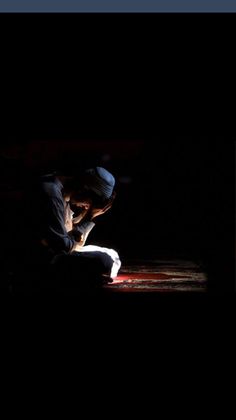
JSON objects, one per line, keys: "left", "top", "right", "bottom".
{"left": 104, "top": 259, "right": 207, "bottom": 292}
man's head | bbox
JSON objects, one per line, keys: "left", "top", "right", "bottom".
{"left": 69, "top": 167, "right": 116, "bottom": 210}
{"left": 82, "top": 167, "right": 115, "bottom": 201}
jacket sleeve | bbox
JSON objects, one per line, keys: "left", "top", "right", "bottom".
{"left": 69, "top": 221, "right": 95, "bottom": 245}
{"left": 45, "top": 195, "right": 76, "bottom": 253}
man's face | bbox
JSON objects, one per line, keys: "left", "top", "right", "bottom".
{"left": 69, "top": 192, "right": 92, "bottom": 211}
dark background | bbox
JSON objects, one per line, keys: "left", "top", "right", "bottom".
{"left": 0, "top": 15, "right": 235, "bottom": 384}
{"left": 0, "top": 134, "right": 234, "bottom": 294}
{"left": 0, "top": 13, "right": 235, "bottom": 295}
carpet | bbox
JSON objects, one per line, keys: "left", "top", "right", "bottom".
{"left": 104, "top": 259, "right": 207, "bottom": 292}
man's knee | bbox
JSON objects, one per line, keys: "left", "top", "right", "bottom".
{"left": 86, "top": 251, "right": 113, "bottom": 275}
{"left": 77, "top": 251, "right": 113, "bottom": 276}
{"left": 52, "top": 251, "right": 113, "bottom": 276}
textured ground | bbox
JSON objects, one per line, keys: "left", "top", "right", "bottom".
{"left": 104, "top": 259, "right": 207, "bottom": 292}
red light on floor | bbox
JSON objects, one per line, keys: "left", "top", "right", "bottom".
{"left": 113, "top": 273, "right": 187, "bottom": 282}
{"left": 106, "top": 261, "right": 207, "bottom": 292}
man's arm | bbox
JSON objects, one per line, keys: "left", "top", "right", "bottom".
{"left": 64, "top": 203, "right": 95, "bottom": 249}
{"left": 45, "top": 195, "right": 76, "bottom": 253}
{"left": 70, "top": 221, "right": 95, "bottom": 246}
{"left": 69, "top": 193, "right": 116, "bottom": 249}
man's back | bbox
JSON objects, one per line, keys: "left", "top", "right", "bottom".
{"left": 30, "top": 174, "right": 76, "bottom": 258}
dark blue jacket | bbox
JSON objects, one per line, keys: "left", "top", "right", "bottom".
{"left": 30, "top": 174, "right": 94, "bottom": 259}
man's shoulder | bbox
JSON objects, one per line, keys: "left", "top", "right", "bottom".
{"left": 40, "top": 174, "right": 63, "bottom": 199}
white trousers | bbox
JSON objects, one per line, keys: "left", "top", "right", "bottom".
{"left": 78, "top": 245, "right": 121, "bottom": 278}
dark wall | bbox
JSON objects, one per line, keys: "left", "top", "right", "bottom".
{"left": 1, "top": 136, "right": 233, "bottom": 292}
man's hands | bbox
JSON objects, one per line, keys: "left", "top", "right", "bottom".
{"left": 90, "top": 193, "right": 116, "bottom": 221}
{"left": 72, "top": 192, "right": 116, "bottom": 223}
{"left": 72, "top": 207, "right": 89, "bottom": 225}
{"left": 90, "top": 202, "right": 112, "bottom": 220}
{"left": 70, "top": 193, "right": 116, "bottom": 252}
